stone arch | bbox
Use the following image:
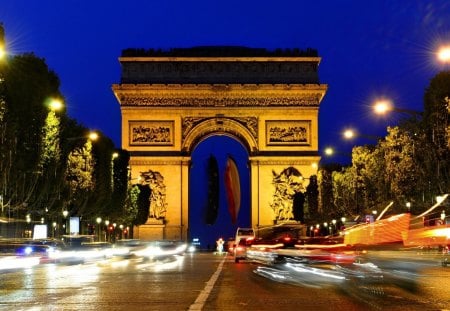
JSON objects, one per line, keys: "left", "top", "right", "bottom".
{"left": 113, "top": 47, "right": 326, "bottom": 242}
{"left": 182, "top": 118, "right": 258, "bottom": 155}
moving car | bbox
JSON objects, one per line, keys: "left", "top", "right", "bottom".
{"left": 234, "top": 237, "right": 254, "bottom": 263}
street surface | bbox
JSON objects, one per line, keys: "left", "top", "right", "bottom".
{"left": 0, "top": 252, "right": 449, "bottom": 310}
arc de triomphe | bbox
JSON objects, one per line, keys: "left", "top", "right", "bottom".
{"left": 112, "top": 47, "right": 327, "bottom": 242}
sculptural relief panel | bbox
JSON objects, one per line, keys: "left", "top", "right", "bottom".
{"left": 129, "top": 121, "right": 174, "bottom": 146}
{"left": 266, "top": 120, "right": 311, "bottom": 146}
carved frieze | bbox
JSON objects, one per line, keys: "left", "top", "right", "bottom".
{"left": 129, "top": 121, "right": 174, "bottom": 146}
{"left": 266, "top": 120, "right": 311, "bottom": 146}
{"left": 118, "top": 95, "right": 322, "bottom": 107}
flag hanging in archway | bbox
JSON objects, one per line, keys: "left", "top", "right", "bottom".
{"left": 224, "top": 156, "right": 241, "bottom": 224}
{"left": 205, "top": 155, "right": 219, "bottom": 225}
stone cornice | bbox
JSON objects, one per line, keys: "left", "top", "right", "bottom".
{"left": 113, "top": 84, "right": 327, "bottom": 108}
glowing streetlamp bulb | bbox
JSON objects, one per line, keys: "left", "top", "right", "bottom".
{"left": 373, "top": 100, "right": 393, "bottom": 115}
{"left": 89, "top": 131, "right": 99, "bottom": 141}
{"left": 325, "top": 147, "right": 334, "bottom": 156}
{"left": 437, "top": 46, "right": 450, "bottom": 63}
{"left": 112, "top": 152, "right": 119, "bottom": 159}
{"left": 96, "top": 217, "right": 102, "bottom": 224}
{"left": 0, "top": 47, "right": 5, "bottom": 59}
{"left": 343, "top": 129, "right": 355, "bottom": 139}
{"left": 49, "top": 98, "right": 63, "bottom": 111}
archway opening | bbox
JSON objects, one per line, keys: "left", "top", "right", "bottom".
{"left": 188, "top": 135, "right": 250, "bottom": 250}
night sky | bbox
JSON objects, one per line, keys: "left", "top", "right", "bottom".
{"left": 1, "top": 1, "right": 449, "bottom": 157}
{"left": 1, "top": 1, "right": 449, "bottom": 244}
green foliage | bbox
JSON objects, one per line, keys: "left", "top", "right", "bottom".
{"left": 0, "top": 53, "right": 62, "bottom": 213}
{"left": 0, "top": 44, "right": 131, "bottom": 232}
{"left": 41, "top": 111, "right": 61, "bottom": 167}
{"left": 423, "top": 71, "right": 450, "bottom": 195}
{"left": 327, "top": 71, "right": 450, "bottom": 217}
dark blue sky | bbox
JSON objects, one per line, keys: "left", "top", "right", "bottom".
{"left": 1, "top": 1, "right": 449, "bottom": 162}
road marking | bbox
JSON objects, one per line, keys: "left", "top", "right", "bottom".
{"left": 189, "top": 256, "right": 226, "bottom": 310}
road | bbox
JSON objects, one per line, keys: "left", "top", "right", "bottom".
{"left": 0, "top": 252, "right": 449, "bottom": 310}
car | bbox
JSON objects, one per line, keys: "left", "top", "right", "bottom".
{"left": 234, "top": 237, "right": 254, "bottom": 263}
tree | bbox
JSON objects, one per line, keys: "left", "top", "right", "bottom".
{"left": 1, "top": 53, "right": 62, "bottom": 218}
{"left": 423, "top": 71, "right": 450, "bottom": 197}
{"left": 381, "top": 127, "right": 420, "bottom": 211}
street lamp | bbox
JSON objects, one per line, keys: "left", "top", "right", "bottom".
{"left": 406, "top": 202, "right": 411, "bottom": 212}
{"left": 62, "top": 210, "right": 69, "bottom": 235}
{"left": 373, "top": 99, "right": 422, "bottom": 118}
{"left": 324, "top": 147, "right": 334, "bottom": 156}
{"left": 88, "top": 131, "right": 99, "bottom": 141}
{"left": 0, "top": 24, "right": 5, "bottom": 61}
{"left": 343, "top": 128, "right": 380, "bottom": 141}
{"left": 96, "top": 217, "right": 102, "bottom": 241}
{"left": 437, "top": 46, "right": 450, "bottom": 63}
{"left": 105, "top": 220, "right": 110, "bottom": 242}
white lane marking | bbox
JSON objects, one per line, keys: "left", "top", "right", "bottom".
{"left": 189, "top": 257, "right": 226, "bottom": 310}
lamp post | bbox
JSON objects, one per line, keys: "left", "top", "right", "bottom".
{"left": 104, "top": 220, "right": 110, "bottom": 242}
{"left": 437, "top": 46, "right": 450, "bottom": 64}
{"left": 62, "top": 210, "right": 68, "bottom": 235}
{"left": 112, "top": 223, "right": 117, "bottom": 243}
{"left": 373, "top": 99, "right": 422, "bottom": 118}
{"left": 343, "top": 128, "right": 380, "bottom": 141}
{"left": 96, "top": 217, "right": 102, "bottom": 241}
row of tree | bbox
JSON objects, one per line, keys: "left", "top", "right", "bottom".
{"left": 316, "top": 71, "right": 450, "bottom": 221}
{"left": 0, "top": 25, "right": 150, "bottom": 235}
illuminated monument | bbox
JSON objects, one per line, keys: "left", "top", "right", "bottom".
{"left": 112, "top": 47, "right": 327, "bottom": 241}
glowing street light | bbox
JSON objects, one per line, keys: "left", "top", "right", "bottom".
{"left": 343, "top": 128, "right": 380, "bottom": 141}
{"left": 343, "top": 129, "right": 355, "bottom": 140}
{"left": 373, "top": 99, "right": 422, "bottom": 118}
{"left": 324, "top": 147, "right": 334, "bottom": 156}
{"left": 373, "top": 99, "right": 393, "bottom": 115}
{"left": 96, "top": 217, "right": 102, "bottom": 241}
{"left": 88, "top": 131, "right": 99, "bottom": 141}
{"left": 48, "top": 98, "right": 64, "bottom": 111}
{"left": 437, "top": 46, "right": 450, "bottom": 63}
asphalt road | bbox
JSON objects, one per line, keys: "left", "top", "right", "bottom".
{"left": 0, "top": 252, "right": 449, "bottom": 310}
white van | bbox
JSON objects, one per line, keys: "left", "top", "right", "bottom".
{"left": 235, "top": 227, "right": 255, "bottom": 244}
{"left": 233, "top": 227, "right": 255, "bottom": 263}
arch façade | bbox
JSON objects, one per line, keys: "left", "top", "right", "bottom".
{"left": 112, "top": 47, "right": 328, "bottom": 242}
